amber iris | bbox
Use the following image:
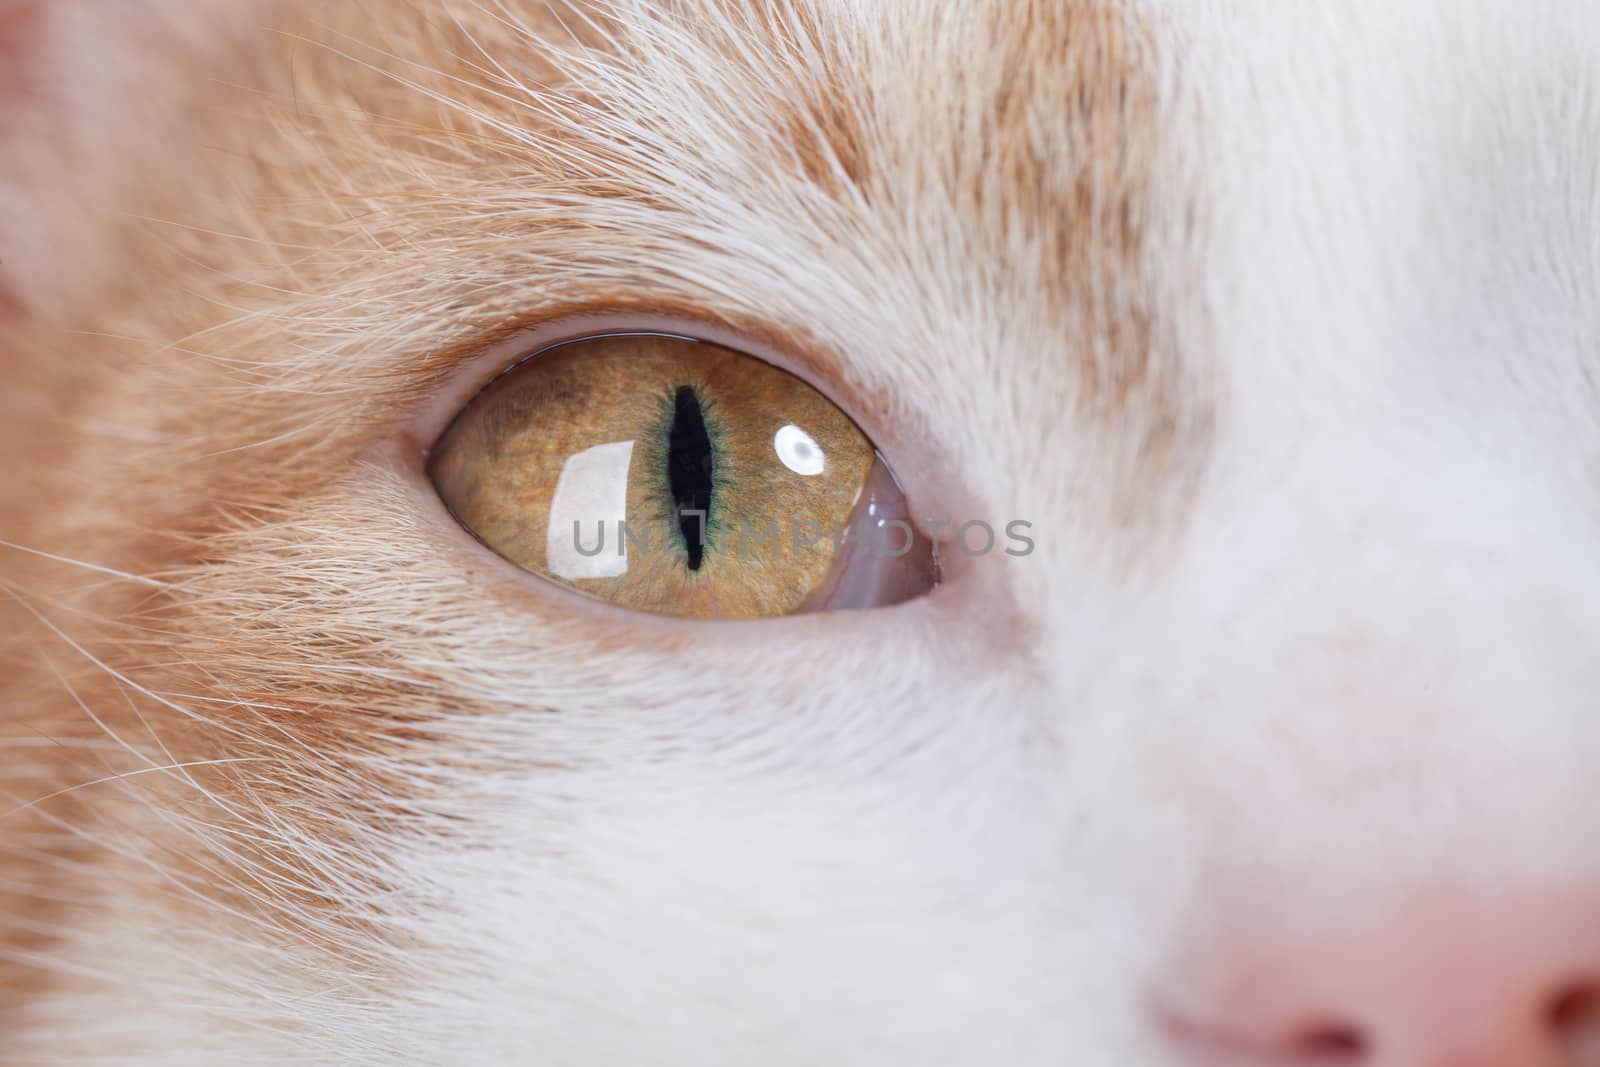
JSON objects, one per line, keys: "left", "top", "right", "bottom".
{"left": 429, "top": 333, "right": 932, "bottom": 620}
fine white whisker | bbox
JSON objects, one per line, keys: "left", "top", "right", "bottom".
{"left": 0, "top": 540, "right": 175, "bottom": 591}
{"left": 3, "top": 758, "right": 266, "bottom": 821}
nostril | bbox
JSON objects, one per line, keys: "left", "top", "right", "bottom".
{"left": 1550, "top": 979, "right": 1600, "bottom": 1053}
{"left": 1550, "top": 981, "right": 1599, "bottom": 1030}
{"left": 1290, "top": 1022, "right": 1370, "bottom": 1064}
{"left": 1156, "top": 1006, "right": 1375, "bottom": 1067}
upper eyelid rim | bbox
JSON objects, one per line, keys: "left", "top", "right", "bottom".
{"left": 442, "top": 328, "right": 703, "bottom": 439}
{"left": 398, "top": 308, "right": 885, "bottom": 462}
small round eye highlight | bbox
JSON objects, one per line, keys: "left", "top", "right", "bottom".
{"left": 774, "top": 424, "right": 827, "bottom": 477}
{"left": 428, "top": 333, "right": 937, "bottom": 620}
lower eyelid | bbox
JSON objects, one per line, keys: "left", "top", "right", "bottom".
{"left": 385, "top": 451, "right": 956, "bottom": 645}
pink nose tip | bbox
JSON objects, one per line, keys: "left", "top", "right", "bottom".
{"left": 1158, "top": 904, "right": 1600, "bottom": 1066}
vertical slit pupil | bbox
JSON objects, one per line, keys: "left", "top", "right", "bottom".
{"left": 668, "top": 386, "right": 714, "bottom": 571}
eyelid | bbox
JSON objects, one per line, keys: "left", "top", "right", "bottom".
{"left": 387, "top": 451, "right": 964, "bottom": 646}
{"left": 401, "top": 312, "right": 867, "bottom": 461}
{"left": 394, "top": 309, "right": 978, "bottom": 569}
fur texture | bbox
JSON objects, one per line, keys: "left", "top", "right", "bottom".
{"left": 2, "top": 1, "right": 1599, "bottom": 1064}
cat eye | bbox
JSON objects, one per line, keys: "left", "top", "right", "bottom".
{"left": 428, "top": 333, "right": 938, "bottom": 619}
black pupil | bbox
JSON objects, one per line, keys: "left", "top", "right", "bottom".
{"left": 667, "top": 386, "right": 714, "bottom": 570}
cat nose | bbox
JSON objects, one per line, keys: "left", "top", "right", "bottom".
{"left": 1158, "top": 903, "right": 1600, "bottom": 1067}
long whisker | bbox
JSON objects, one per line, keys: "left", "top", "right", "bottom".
{"left": 0, "top": 539, "right": 174, "bottom": 590}
{"left": 3, "top": 758, "right": 265, "bottom": 820}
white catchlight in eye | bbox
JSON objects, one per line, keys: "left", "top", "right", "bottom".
{"left": 774, "top": 424, "right": 826, "bottom": 477}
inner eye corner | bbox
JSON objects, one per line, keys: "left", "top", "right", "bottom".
{"left": 427, "top": 330, "right": 936, "bottom": 621}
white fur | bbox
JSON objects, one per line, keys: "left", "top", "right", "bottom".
{"left": 6, "top": 1, "right": 1600, "bottom": 1064}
